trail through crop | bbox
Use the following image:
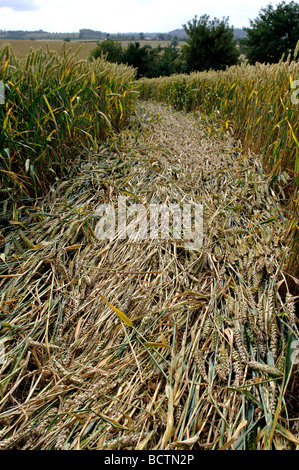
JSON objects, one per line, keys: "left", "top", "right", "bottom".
{"left": 0, "top": 101, "right": 298, "bottom": 450}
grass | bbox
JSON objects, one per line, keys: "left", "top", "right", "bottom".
{"left": 138, "top": 58, "right": 299, "bottom": 275}
{"left": 0, "top": 44, "right": 138, "bottom": 200}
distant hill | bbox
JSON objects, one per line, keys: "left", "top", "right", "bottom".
{"left": 168, "top": 27, "right": 247, "bottom": 40}
{"left": 168, "top": 29, "right": 187, "bottom": 39}
{"left": 233, "top": 28, "right": 247, "bottom": 40}
{"left": 0, "top": 27, "right": 247, "bottom": 42}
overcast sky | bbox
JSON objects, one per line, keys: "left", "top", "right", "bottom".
{"left": 0, "top": 0, "right": 295, "bottom": 33}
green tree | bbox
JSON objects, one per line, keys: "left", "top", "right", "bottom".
{"left": 123, "top": 42, "right": 158, "bottom": 78}
{"left": 182, "top": 15, "right": 239, "bottom": 72}
{"left": 89, "top": 40, "right": 183, "bottom": 78}
{"left": 241, "top": 1, "right": 299, "bottom": 64}
{"left": 122, "top": 42, "right": 146, "bottom": 77}
{"left": 158, "top": 44, "right": 182, "bottom": 76}
{"left": 89, "top": 39, "right": 124, "bottom": 64}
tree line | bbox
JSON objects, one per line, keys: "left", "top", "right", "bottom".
{"left": 90, "top": 1, "right": 299, "bottom": 78}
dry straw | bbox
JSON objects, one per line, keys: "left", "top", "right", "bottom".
{"left": 0, "top": 101, "right": 298, "bottom": 450}
{"left": 138, "top": 59, "right": 299, "bottom": 275}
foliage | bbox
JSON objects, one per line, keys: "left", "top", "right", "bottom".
{"left": 89, "top": 39, "right": 124, "bottom": 64}
{"left": 123, "top": 42, "right": 182, "bottom": 78}
{"left": 122, "top": 42, "right": 153, "bottom": 78}
{"left": 0, "top": 44, "right": 137, "bottom": 199}
{"left": 90, "top": 40, "right": 183, "bottom": 78}
{"left": 182, "top": 15, "right": 240, "bottom": 72}
{"left": 241, "top": 1, "right": 299, "bottom": 64}
{"left": 89, "top": 15, "right": 243, "bottom": 77}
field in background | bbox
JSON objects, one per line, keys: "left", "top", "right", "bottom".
{"left": 0, "top": 39, "right": 178, "bottom": 59}
{"left": 0, "top": 40, "right": 98, "bottom": 59}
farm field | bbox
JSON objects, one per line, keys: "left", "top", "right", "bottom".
{"left": 0, "top": 39, "right": 99, "bottom": 59}
{"left": 0, "top": 39, "right": 177, "bottom": 59}
{"left": 0, "top": 45, "right": 298, "bottom": 450}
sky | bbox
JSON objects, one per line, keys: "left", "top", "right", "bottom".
{"left": 0, "top": 0, "right": 296, "bottom": 33}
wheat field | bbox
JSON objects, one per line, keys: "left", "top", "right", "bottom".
{"left": 0, "top": 40, "right": 98, "bottom": 59}
{"left": 0, "top": 40, "right": 175, "bottom": 60}
{"left": 0, "top": 44, "right": 298, "bottom": 450}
